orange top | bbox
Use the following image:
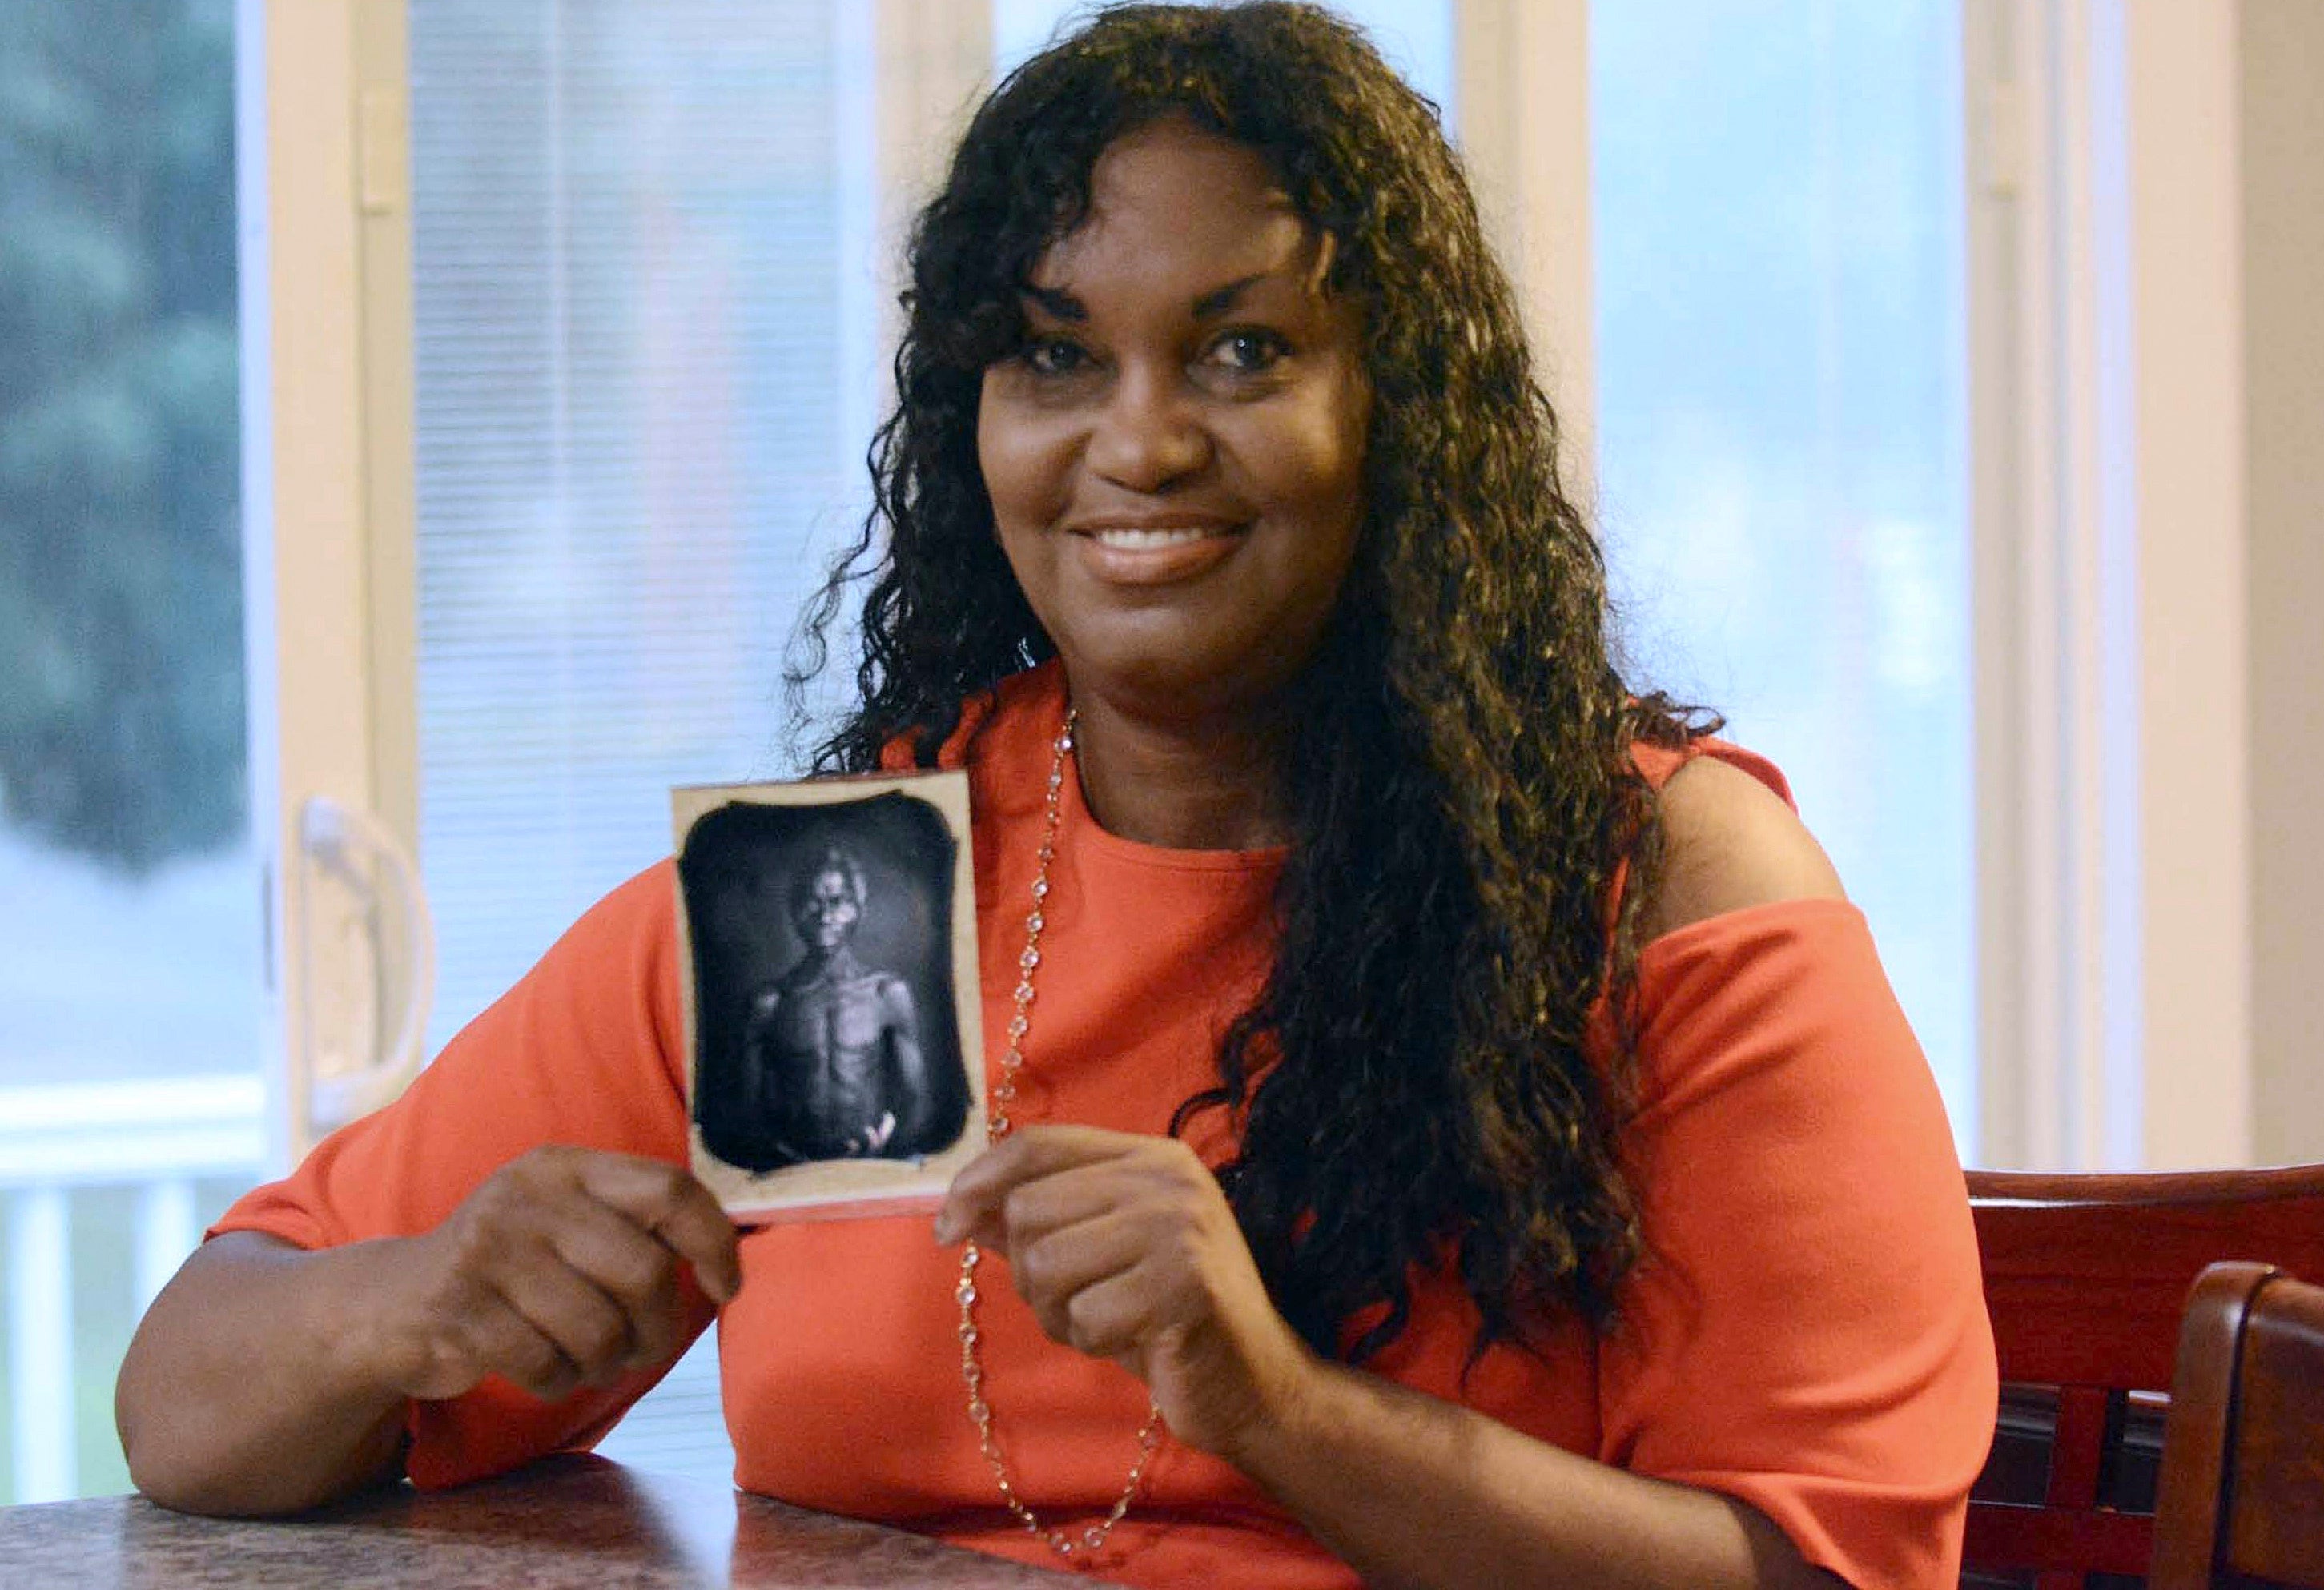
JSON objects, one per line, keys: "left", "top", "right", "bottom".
{"left": 214, "top": 662, "right": 1995, "bottom": 1588}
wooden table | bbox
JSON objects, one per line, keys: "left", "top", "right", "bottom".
{"left": 0, "top": 1454, "right": 1078, "bottom": 1587}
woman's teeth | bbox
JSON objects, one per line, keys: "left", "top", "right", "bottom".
{"left": 1090, "top": 525, "right": 1227, "bottom": 549}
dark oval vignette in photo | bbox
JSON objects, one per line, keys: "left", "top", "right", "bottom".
{"left": 678, "top": 789, "right": 971, "bottom": 1174}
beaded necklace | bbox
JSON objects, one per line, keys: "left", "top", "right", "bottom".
{"left": 954, "top": 708, "right": 1166, "bottom": 1562}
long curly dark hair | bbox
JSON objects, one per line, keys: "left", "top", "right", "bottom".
{"left": 792, "top": 1, "right": 1708, "bottom": 1363}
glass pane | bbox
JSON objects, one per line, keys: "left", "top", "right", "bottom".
{"left": 994, "top": 0, "right": 1456, "bottom": 120}
{"left": 1590, "top": 0, "right": 1975, "bottom": 1146}
{"left": 410, "top": 2, "right": 853, "bottom": 1062}
{"left": 407, "top": 0, "right": 875, "bottom": 1484}
{"left": 0, "top": 0, "right": 260, "bottom": 1502}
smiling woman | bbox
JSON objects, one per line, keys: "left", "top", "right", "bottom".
{"left": 117, "top": 6, "right": 1993, "bottom": 1588}
{"left": 979, "top": 122, "right": 1369, "bottom": 837}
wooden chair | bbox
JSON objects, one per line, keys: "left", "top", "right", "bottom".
{"left": 1964, "top": 1165, "right": 2324, "bottom": 1589}
{"left": 2147, "top": 1263, "right": 2324, "bottom": 1589}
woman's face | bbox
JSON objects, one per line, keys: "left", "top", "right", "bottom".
{"left": 977, "top": 119, "right": 1369, "bottom": 725}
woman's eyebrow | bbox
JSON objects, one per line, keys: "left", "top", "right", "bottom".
{"left": 1191, "top": 273, "right": 1268, "bottom": 319}
{"left": 1021, "top": 284, "right": 1085, "bottom": 321}
{"left": 1020, "top": 272, "right": 1285, "bottom": 324}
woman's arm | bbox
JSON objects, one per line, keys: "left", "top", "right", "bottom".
{"left": 118, "top": 1146, "right": 739, "bottom": 1517}
{"left": 117, "top": 862, "right": 744, "bottom": 1515}
{"left": 1228, "top": 1355, "right": 1843, "bottom": 1590}
{"left": 118, "top": 1231, "right": 420, "bottom": 1516}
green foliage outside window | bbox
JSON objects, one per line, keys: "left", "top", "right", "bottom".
{"left": 0, "top": 0, "right": 241, "bottom": 875}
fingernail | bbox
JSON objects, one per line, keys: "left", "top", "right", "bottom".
{"left": 932, "top": 1211, "right": 957, "bottom": 1244}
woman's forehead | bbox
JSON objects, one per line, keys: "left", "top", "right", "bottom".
{"left": 1025, "top": 121, "right": 1326, "bottom": 300}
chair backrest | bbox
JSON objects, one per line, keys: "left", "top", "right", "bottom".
{"left": 1963, "top": 1165, "right": 2324, "bottom": 1589}
{"left": 2149, "top": 1263, "right": 2324, "bottom": 1590}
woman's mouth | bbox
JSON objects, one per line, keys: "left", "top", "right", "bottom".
{"left": 1072, "top": 520, "right": 1245, "bottom": 584}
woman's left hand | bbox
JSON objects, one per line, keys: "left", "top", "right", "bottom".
{"left": 935, "top": 1124, "right": 1317, "bottom": 1461}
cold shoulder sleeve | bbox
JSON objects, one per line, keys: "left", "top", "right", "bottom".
{"left": 206, "top": 860, "right": 719, "bottom": 1488}
{"left": 1595, "top": 897, "right": 1996, "bottom": 1588}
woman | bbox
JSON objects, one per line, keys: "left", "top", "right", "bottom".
{"left": 116, "top": 6, "right": 1995, "bottom": 1587}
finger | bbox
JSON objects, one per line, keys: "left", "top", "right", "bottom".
{"left": 936, "top": 1126, "right": 1144, "bottom": 1244}
{"left": 998, "top": 1159, "right": 1161, "bottom": 1249}
{"left": 1011, "top": 1211, "right": 1148, "bottom": 1342}
{"left": 935, "top": 1136, "right": 1041, "bottom": 1245}
{"left": 570, "top": 1151, "right": 743, "bottom": 1303}
{"left": 539, "top": 1196, "right": 686, "bottom": 1368}
{"left": 491, "top": 1240, "right": 638, "bottom": 1387}
{"left": 464, "top": 1294, "right": 585, "bottom": 1403}
{"left": 1059, "top": 1264, "right": 1164, "bottom": 1361}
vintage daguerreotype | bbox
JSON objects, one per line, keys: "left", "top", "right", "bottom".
{"left": 671, "top": 771, "right": 984, "bottom": 1222}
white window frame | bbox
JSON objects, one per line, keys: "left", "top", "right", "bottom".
{"left": 1454, "top": 1, "right": 1594, "bottom": 494}
{"left": 1962, "top": 0, "right": 2247, "bottom": 1171}
{"left": 243, "top": 0, "right": 417, "bottom": 1167}
{"left": 2108, "top": 0, "right": 2246, "bottom": 1170}
{"left": 272, "top": 0, "right": 2250, "bottom": 1173}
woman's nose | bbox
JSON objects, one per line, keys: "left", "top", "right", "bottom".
{"left": 1085, "top": 365, "right": 1210, "bottom": 492}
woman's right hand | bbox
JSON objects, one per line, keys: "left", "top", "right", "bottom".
{"left": 118, "top": 1148, "right": 738, "bottom": 1516}
{"left": 372, "top": 1146, "right": 742, "bottom": 1403}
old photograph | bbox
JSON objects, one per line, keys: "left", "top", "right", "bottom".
{"left": 671, "top": 772, "right": 983, "bottom": 1221}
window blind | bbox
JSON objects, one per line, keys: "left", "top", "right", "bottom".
{"left": 409, "top": 1, "right": 858, "bottom": 1065}
{"left": 409, "top": 0, "right": 897, "bottom": 1480}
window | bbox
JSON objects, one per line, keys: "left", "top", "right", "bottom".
{"left": 1590, "top": 0, "right": 1976, "bottom": 1144}
{"left": 0, "top": 0, "right": 263, "bottom": 1504}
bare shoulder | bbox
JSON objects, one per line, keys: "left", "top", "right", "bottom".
{"left": 1638, "top": 754, "right": 1847, "bottom": 941}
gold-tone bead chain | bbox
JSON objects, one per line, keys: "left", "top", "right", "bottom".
{"left": 955, "top": 707, "right": 1166, "bottom": 1561}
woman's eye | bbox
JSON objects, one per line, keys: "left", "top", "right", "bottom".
{"left": 1204, "top": 329, "right": 1290, "bottom": 373}
{"left": 1023, "top": 339, "right": 1089, "bottom": 375}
